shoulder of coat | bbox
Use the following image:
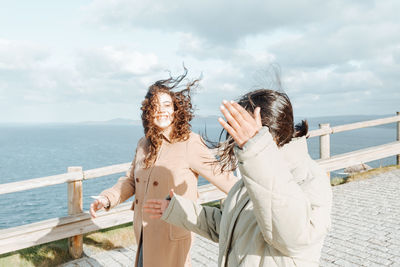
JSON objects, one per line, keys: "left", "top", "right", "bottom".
{"left": 188, "top": 131, "right": 207, "bottom": 145}
{"left": 137, "top": 136, "right": 148, "bottom": 148}
{"left": 184, "top": 131, "right": 200, "bottom": 150}
{"left": 188, "top": 131, "right": 200, "bottom": 140}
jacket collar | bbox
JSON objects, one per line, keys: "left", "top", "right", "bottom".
{"left": 162, "top": 133, "right": 172, "bottom": 143}
{"left": 279, "top": 136, "right": 310, "bottom": 184}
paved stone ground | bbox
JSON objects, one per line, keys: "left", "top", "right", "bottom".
{"left": 61, "top": 235, "right": 218, "bottom": 267}
{"left": 62, "top": 169, "right": 400, "bottom": 267}
{"left": 320, "top": 169, "right": 400, "bottom": 267}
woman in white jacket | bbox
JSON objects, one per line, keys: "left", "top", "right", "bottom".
{"left": 144, "top": 89, "right": 332, "bottom": 266}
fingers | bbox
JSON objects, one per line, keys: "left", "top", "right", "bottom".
{"left": 222, "top": 101, "right": 257, "bottom": 130}
{"left": 254, "top": 107, "right": 262, "bottom": 128}
{"left": 219, "top": 100, "right": 262, "bottom": 148}
{"left": 145, "top": 199, "right": 162, "bottom": 204}
{"left": 143, "top": 201, "right": 162, "bottom": 209}
{"left": 218, "top": 117, "right": 244, "bottom": 146}
{"left": 96, "top": 200, "right": 104, "bottom": 210}
{"left": 221, "top": 101, "right": 247, "bottom": 130}
{"left": 89, "top": 203, "right": 96, "bottom": 218}
{"left": 90, "top": 200, "right": 101, "bottom": 218}
{"left": 220, "top": 103, "right": 241, "bottom": 130}
{"left": 143, "top": 201, "right": 164, "bottom": 219}
{"left": 231, "top": 101, "right": 261, "bottom": 130}
{"left": 143, "top": 196, "right": 172, "bottom": 219}
{"left": 143, "top": 199, "right": 163, "bottom": 218}
{"left": 143, "top": 208, "right": 163, "bottom": 215}
{"left": 231, "top": 102, "right": 254, "bottom": 122}
{"left": 218, "top": 116, "right": 235, "bottom": 136}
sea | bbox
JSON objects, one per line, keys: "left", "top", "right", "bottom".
{"left": 0, "top": 115, "right": 397, "bottom": 229}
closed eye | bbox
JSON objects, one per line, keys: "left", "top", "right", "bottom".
{"left": 162, "top": 102, "right": 173, "bottom": 108}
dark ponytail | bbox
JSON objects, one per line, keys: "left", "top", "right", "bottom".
{"left": 294, "top": 120, "right": 308, "bottom": 138}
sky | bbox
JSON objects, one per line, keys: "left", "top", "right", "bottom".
{"left": 0, "top": 0, "right": 399, "bottom": 123}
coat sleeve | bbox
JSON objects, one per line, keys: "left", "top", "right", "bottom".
{"left": 234, "top": 127, "right": 332, "bottom": 256}
{"left": 161, "top": 194, "right": 222, "bottom": 242}
{"left": 187, "top": 134, "right": 238, "bottom": 194}
{"left": 100, "top": 140, "right": 140, "bottom": 210}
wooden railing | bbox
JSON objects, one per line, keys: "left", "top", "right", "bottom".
{"left": 1, "top": 113, "right": 399, "bottom": 257}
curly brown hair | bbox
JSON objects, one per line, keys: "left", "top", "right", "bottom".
{"left": 141, "top": 70, "right": 198, "bottom": 168}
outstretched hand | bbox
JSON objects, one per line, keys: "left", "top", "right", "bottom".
{"left": 218, "top": 100, "right": 262, "bottom": 148}
{"left": 143, "top": 189, "right": 174, "bottom": 219}
{"left": 89, "top": 196, "right": 109, "bottom": 219}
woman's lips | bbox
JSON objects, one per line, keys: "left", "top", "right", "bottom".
{"left": 156, "top": 114, "right": 169, "bottom": 120}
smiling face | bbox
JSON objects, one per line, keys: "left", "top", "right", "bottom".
{"left": 153, "top": 92, "right": 174, "bottom": 129}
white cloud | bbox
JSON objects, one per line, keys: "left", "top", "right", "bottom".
{"left": 0, "top": 39, "right": 49, "bottom": 70}
{"left": 0, "top": 39, "right": 167, "bottom": 122}
{"left": 85, "top": 0, "right": 400, "bottom": 48}
{"left": 76, "top": 46, "right": 159, "bottom": 77}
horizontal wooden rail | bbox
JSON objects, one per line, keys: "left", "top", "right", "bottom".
{"left": 0, "top": 164, "right": 130, "bottom": 196}
{"left": 83, "top": 163, "right": 131, "bottom": 180}
{"left": 307, "top": 115, "right": 400, "bottom": 138}
{"left": 317, "top": 141, "right": 400, "bottom": 171}
{"left": 0, "top": 171, "right": 83, "bottom": 195}
{"left": 0, "top": 202, "right": 133, "bottom": 254}
{"left": 0, "top": 182, "right": 227, "bottom": 255}
{"left": 197, "top": 184, "right": 227, "bottom": 204}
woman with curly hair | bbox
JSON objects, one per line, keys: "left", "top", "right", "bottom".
{"left": 89, "top": 70, "right": 237, "bottom": 267}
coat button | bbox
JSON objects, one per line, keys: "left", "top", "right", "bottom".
{"left": 153, "top": 181, "right": 159, "bottom": 186}
{"left": 135, "top": 199, "right": 138, "bottom": 204}
{"left": 136, "top": 178, "right": 139, "bottom": 183}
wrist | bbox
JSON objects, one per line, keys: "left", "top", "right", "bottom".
{"left": 100, "top": 196, "right": 110, "bottom": 208}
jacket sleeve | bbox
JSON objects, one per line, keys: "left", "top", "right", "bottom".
{"left": 161, "top": 194, "right": 222, "bottom": 243}
{"left": 187, "top": 134, "right": 238, "bottom": 194}
{"left": 100, "top": 142, "right": 139, "bottom": 210}
{"left": 234, "top": 127, "right": 332, "bottom": 256}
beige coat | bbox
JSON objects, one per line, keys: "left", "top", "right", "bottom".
{"left": 100, "top": 132, "right": 237, "bottom": 267}
{"left": 162, "top": 127, "right": 332, "bottom": 266}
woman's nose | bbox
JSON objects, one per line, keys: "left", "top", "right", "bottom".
{"left": 159, "top": 105, "right": 167, "bottom": 112}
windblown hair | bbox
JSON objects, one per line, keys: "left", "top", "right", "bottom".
{"left": 215, "top": 89, "right": 308, "bottom": 172}
{"left": 141, "top": 69, "right": 198, "bottom": 168}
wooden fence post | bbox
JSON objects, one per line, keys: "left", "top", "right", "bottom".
{"left": 67, "top": 166, "right": 83, "bottom": 259}
{"left": 319, "top": 123, "right": 331, "bottom": 178}
{"left": 397, "top": 112, "right": 400, "bottom": 165}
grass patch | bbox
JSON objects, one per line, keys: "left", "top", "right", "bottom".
{"left": 0, "top": 222, "right": 135, "bottom": 267}
{"left": 330, "top": 164, "right": 400, "bottom": 186}
{"left": 0, "top": 239, "right": 71, "bottom": 267}
{"left": 202, "top": 200, "right": 221, "bottom": 209}
{"left": 83, "top": 222, "right": 136, "bottom": 253}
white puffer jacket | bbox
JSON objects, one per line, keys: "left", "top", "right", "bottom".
{"left": 162, "top": 127, "right": 333, "bottom": 266}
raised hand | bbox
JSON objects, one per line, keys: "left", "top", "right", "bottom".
{"left": 218, "top": 100, "right": 262, "bottom": 148}
{"left": 143, "top": 189, "right": 174, "bottom": 219}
